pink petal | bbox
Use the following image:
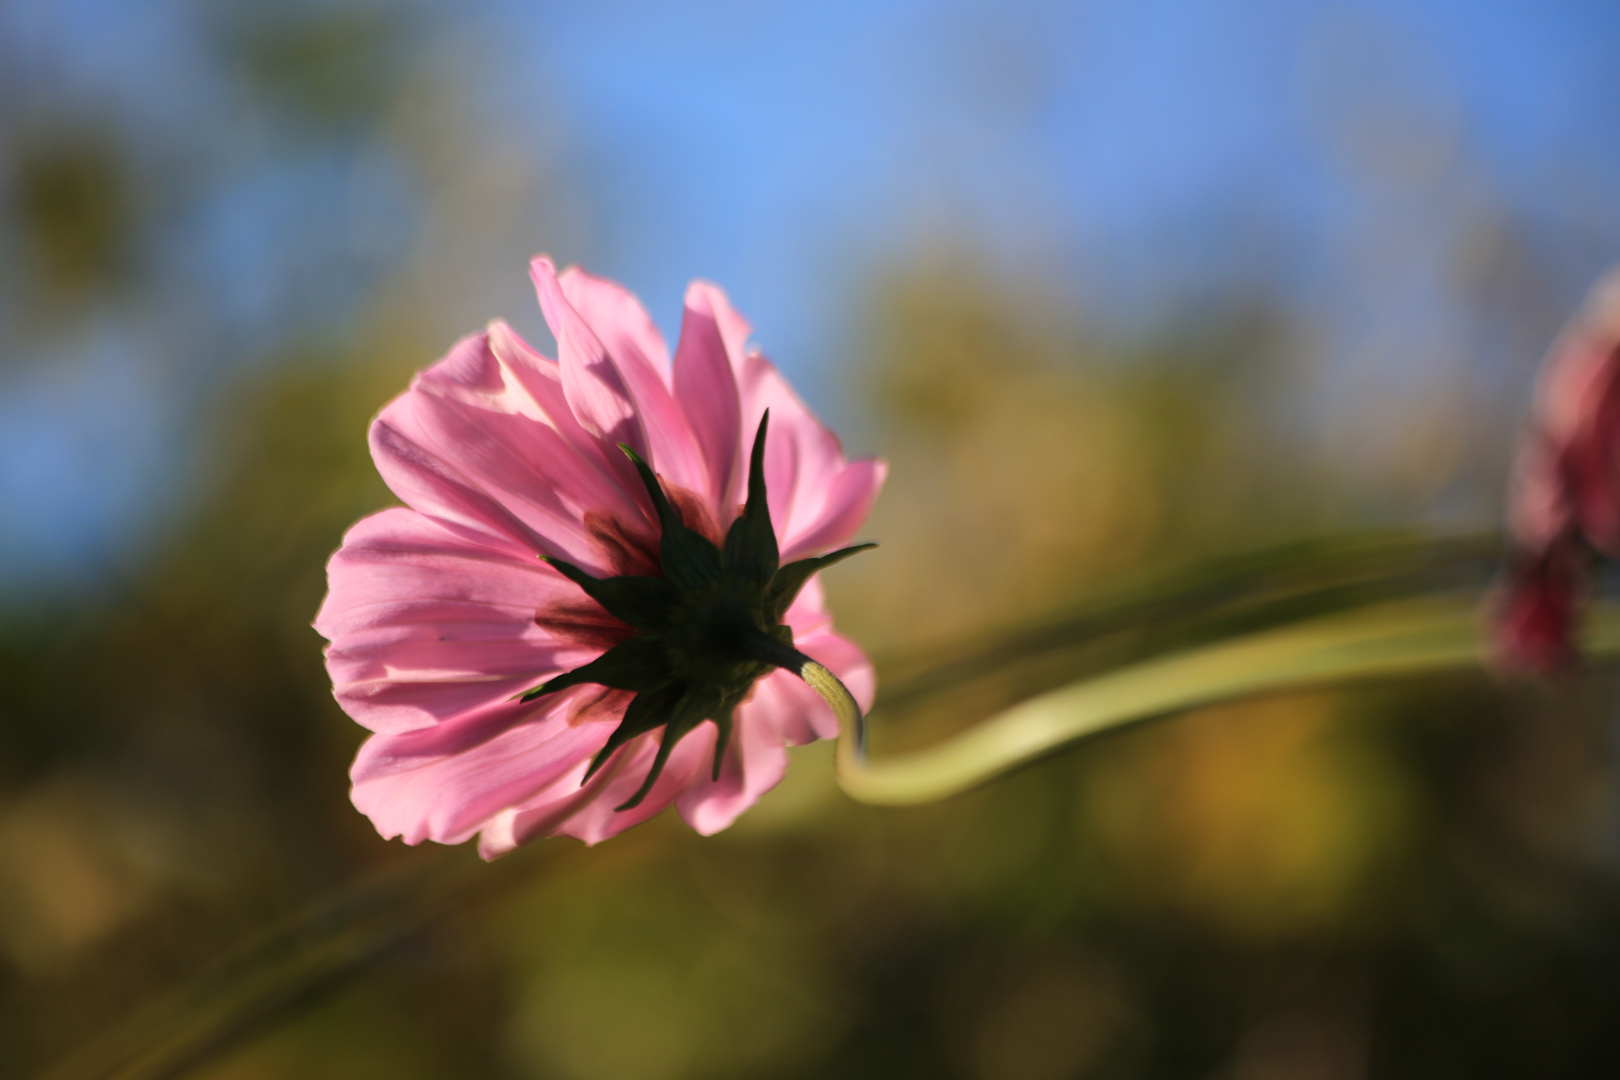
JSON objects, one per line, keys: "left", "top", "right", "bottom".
{"left": 317, "top": 508, "right": 597, "bottom": 733}
{"left": 394, "top": 346, "right": 643, "bottom": 569}
{"left": 531, "top": 257, "right": 635, "bottom": 445}
{"left": 558, "top": 265, "right": 711, "bottom": 498}
{"left": 1536, "top": 270, "right": 1620, "bottom": 444}
{"left": 676, "top": 705, "right": 790, "bottom": 835}
{"left": 552, "top": 729, "right": 713, "bottom": 843}
{"left": 1525, "top": 269, "right": 1620, "bottom": 553}
{"left": 1507, "top": 435, "right": 1572, "bottom": 553}
{"left": 672, "top": 281, "right": 747, "bottom": 508}
{"left": 778, "top": 459, "right": 888, "bottom": 563}
{"left": 369, "top": 331, "right": 656, "bottom": 565}
{"left": 736, "top": 670, "right": 825, "bottom": 747}
{"left": 556, "top": 265, "right": 672, "bottom": 378}
{"left": 779, "top": 572, "right": 833, "bottom": 636}
{"left": 735, "top": 352, "right": 887, "bottom": 560}
{"left": 485, "top": 725, "right": 715, "bottom": 854}
{"left": 352, "top": 705, "right": 608, "bottom": 846}
{"left": 485, "top": 320, "right": 624, "bottom": 475}
{"left": 369, "top": 415, "right": 541, "bottom": 560}
{"left": 530, "top": 257, "right": 650, "bottom": 502}
{"left": 1566, "top": 366, "right": 1620, "bottom": 553}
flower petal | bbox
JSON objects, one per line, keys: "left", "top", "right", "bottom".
{"left": 368, "top": 330, "right": 661, "bottom": 567}
{"left": 317, "top": 508, "right": 599, "bottom": 733}
{"left": 369, "top": 416, "right": 540, "bottom": 560}
{"left": 1524, "top": 268, "right": 1620, "bottom": 554}
{"left": 558, "top": 265, "right": 710, "bottom": 498}
{"left": 556, "top": 265, "right": 672, "bottom": 377}
{"left": 351, "top": 705, "right": 608, "bottom": 846}
{"left": 485, "top": 319, "right": 618, "bottom": 468}
{"left": 531, "top": 257, "right": 635, "bottom": 444}
{"left": 482, "top": 725, "right": 714, "bottom": 854}
{"left": 780, "top": 571, "right": 833, "bottom": 636}
{"left": 735, "top": 352, "right": 886, "bottom": 560}
{"left": 777, "top": 458, "right": 887, "bottom": 562}
{"left": 672, "top": 281, "right": 747, "bottom": 509}
{"left": 676, "top": 705, "right": 789, "bottom": 835}
{"left": 531, "top": 257, "right": 652, "bottom": 506}
{"left": 399, "top": 336, "right": 649, "bottom": 567}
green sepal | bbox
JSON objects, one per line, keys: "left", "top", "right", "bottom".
{"left": 709, "top": 704, "right": 735, "bottom": 781}
{"left": 619, "top": 444, "right": 724, "bottom": 592}
{"left": 541, "top": 556, "right": 678, "bottom": 631}
{"left": 619, "top": 442, "right": 679, "bottom": 536}
{"left": 618, "top": 725, "right": 681, "bottom": 812}
{"left": 525, "top": 428, "right": 877, "bottom": 817}
{"left": 583, "top": 682, "right": 684, "bottom": 782}
{"left": 766, "top": 543, "right": 877, "bottom": 622}
{"left": 722, "top": 411, "right": 779, "bottom": 588}
{"left": 516, "top": 635, "right": 674, "bottom": 702}
{"left": 615, "top": 686, "right": 723, "bottom": 810}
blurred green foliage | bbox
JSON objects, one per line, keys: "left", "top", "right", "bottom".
{"left": 223, "top": 7, "right": 407, "bottom": 130}
{"left": 8, "top": 126, "right": 136, "bottom": 307}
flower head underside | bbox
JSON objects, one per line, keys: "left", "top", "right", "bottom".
{"left": 517, "top": 411, "right": 872, "bottom": 809}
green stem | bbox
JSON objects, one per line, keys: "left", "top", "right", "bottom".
{"left": 836, "top": 592, "right": 1620, "bottom": 805}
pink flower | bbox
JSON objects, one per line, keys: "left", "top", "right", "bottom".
{"left": 1495, "top": 269, "right": 1620, "bottom": 672}
{"left": 315, "top": 257, "right": 885, "bottom": 857}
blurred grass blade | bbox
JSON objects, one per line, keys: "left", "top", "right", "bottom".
{"left": 35, "top": 845, "right": 552, "bottom": 1080}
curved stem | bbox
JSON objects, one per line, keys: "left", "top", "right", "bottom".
{"left": 735, "top": 631, "right": 869, "bottom": 756}
{"left": 836, "top": 593, "right": 1620, "bottom": 805}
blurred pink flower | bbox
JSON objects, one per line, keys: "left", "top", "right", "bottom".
{"left": 1494, "top": 544, "right": 1585, "bottom": 673}
{"left": 315, "top": 257, "right": 884, "bottom": 857}
{"left": 1495, "top": 269, "right": 1620, "bottom": 672}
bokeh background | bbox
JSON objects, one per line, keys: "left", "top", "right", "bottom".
{"left": 5, "top": 2, "right": 1620, "bottom": 1077}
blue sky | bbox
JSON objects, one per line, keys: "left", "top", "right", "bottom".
{"left": 4, "top": 0, "right": 1620, "bottom": 597}
{"left": 521, "top": 1, "right": 1620, "bottom": 356}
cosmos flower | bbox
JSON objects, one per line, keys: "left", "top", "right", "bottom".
{"left": 1495, "top": 269, "right": 1620, "bottom": 672}
{"left": 315, "top": 257, "right": 885, "bottom": 857}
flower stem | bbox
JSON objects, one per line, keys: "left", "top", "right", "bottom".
{"left": 834, "top": 534, "right": 1618, "bottom": 805}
